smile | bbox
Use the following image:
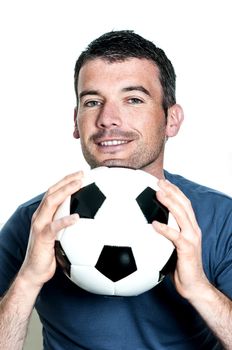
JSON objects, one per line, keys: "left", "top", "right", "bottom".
{"left": 99, "top": 140, "right": 129, "bottom": 146}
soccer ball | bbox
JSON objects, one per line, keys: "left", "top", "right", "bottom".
{"left": 54, "top": 167, "right": 178, "bottom": 296}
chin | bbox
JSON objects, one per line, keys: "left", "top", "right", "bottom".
{"left": 101, "top": 159, "right": 138, "bottom": 169}
{"left": 89, "top": 159, "right": 135, "bottom": 170}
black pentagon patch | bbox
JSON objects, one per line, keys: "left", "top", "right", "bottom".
{"left": 55, "top": 241, "right": 71, "bottom": 277}
{"left": 70, "top": 182, "right": 106, "bottom": 218}
{"left": 136, "top": 187, "right": 169, "bottom": 224}
{"left": 95, "top": 245, "right": 137, "bottom": 282}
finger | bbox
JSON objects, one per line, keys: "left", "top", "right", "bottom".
{"left": 160, "top": 180, "right": 199, "bottom": 229}
{"left": 44, "top": 171, "right": 84, "bottom": 198}
{"left": 40, "top": 213, "right": 79, "bottom": 241}
{"left": 157, "top": 180, "right": 200, "bottom": 232}
{"left": 152, "top": 220, "right": 201, "bottom": 256}
{"left": 33, "top": 178, "right": 82, "bottom": 230}
{"left": 153, "top": 220, "right": 180, "bottom": 244}
{"left": 37, "top": 171, "right": 84, "bottom": 215}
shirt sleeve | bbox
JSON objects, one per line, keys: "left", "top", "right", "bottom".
{"left": 213, "top": 209, "right": 232, "bottom": 298}
{"left": 0, "top": 205, "right": 32, "bottom": 296}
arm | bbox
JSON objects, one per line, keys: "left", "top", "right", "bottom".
{"left": 0, "top": 273, "right": 40, "bottom": 350}
{"left": 187, "top": 281, "right": 232, "bottom": 349}
{"left": 0, "top": 172, "right": 83, "bottom": 350}
{"left": 153, "top": 180, "right": 232, "bottom": 349}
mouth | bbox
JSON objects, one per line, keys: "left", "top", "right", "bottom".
{"left": 98, "top": 139, "right": 130, "bottom": 147}
{"left": 94, "top": 138, "right": 132, "bottom": 156}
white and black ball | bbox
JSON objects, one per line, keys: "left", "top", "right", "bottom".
{"left": 54, "top": 167, "right": 178, "bottom": 296}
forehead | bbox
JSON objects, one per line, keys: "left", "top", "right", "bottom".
{"left": 77, "top": 57, "right": 162, "bottom": 94}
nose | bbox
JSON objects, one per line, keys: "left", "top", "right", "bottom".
{"left": 96, "top": 102, "right": 122, "bottom": 129}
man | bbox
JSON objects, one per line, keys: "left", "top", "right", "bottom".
{"left": 0, "top": 30, "right": 232, "bottom": 349}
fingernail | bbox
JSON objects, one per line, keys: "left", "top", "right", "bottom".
{"left": 71, "top": 213, "right": 79, "bottom": 222}
{"left": 153, "top": 220, "right": 164, "bottom": 230}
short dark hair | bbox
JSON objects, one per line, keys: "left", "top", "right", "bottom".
{"left": 74, "top": 30, "right": 176, "bottom": 114}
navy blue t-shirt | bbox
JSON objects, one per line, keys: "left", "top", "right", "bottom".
{"left": 0, "top": 171, "right": 231, "bottom": 349}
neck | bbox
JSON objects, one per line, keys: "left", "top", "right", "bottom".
{"left": 141, "top": 161, "right": 165, "bottom": 180}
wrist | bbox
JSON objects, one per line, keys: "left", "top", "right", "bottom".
{"left": 18, "top": 254, "right": 56, "bottom": 290}
{"left": 16, "top": 267, "right": 44, "bottom": 297}
{"left": 187, "top": 280, "right": 219, "bottom": 310}
{"left": 0, "top": 271, "right": 42, "bottom": 323}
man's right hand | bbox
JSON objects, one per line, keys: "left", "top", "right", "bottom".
{"left": 18, "top": 171, "right": 83, "bottom": 289}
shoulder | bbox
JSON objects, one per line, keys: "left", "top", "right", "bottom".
{"left": 9, "top": 193, "right": 45, "bottom": 228}
{"left": 164, "top": 170, "right": 232, "bottom": 237}
{"left": 18, "top": 193, "right": 44, "bottom": 214}
{"left": 1, "top": 193, "right": 44, "bottom": 243}
{"left": 164, "top": 170, "right": 232, "bottom": 210}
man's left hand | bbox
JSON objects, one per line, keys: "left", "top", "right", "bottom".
{"left": 153, "top": 179, "right": 210, "bottom": 300}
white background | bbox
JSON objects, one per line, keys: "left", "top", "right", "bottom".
{"left": 1, "top": 0, "right": 232, "bottom": 224}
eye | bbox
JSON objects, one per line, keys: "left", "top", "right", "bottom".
{"left": 84, "top": 100, "right": 102, "bottom": 108}
{"left": 128, "top": 97, "right": 144, "bottom": 104}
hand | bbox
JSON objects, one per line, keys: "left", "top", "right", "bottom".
{"left": 19, "top": 171, "right": 83, "bottom": 289}
{"left": 153, "top": 179, "right": 210, "bottom": 300}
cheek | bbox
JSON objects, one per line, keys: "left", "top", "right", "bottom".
{"left": 77, "top": 118, "right": 90, "bottom": 139}
{"left": 133, "top": 116, "right": 165, "bottom": 136}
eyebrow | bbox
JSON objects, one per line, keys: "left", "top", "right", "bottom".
{"left": 79, "top": 85, "right": 151, "bottom": 100}
{"left": 79, "top": 90, "right": 100, "bottom": 100}
{"left": 121, "top": 85, "right": 151, "bottom": 97}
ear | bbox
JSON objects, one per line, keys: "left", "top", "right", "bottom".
{"left": 73, "top": 107, "right": 80, "bottom": 139}
{"left": 165, "top": 104, "right": 184, "bottom": 138}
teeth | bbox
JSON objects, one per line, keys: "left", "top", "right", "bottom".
{"left": 100, "top": 140, "right": 128, "bottom": 146}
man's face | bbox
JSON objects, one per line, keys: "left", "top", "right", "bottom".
{"left": 76, "top": 58, "right": 169, "bottom": 176}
